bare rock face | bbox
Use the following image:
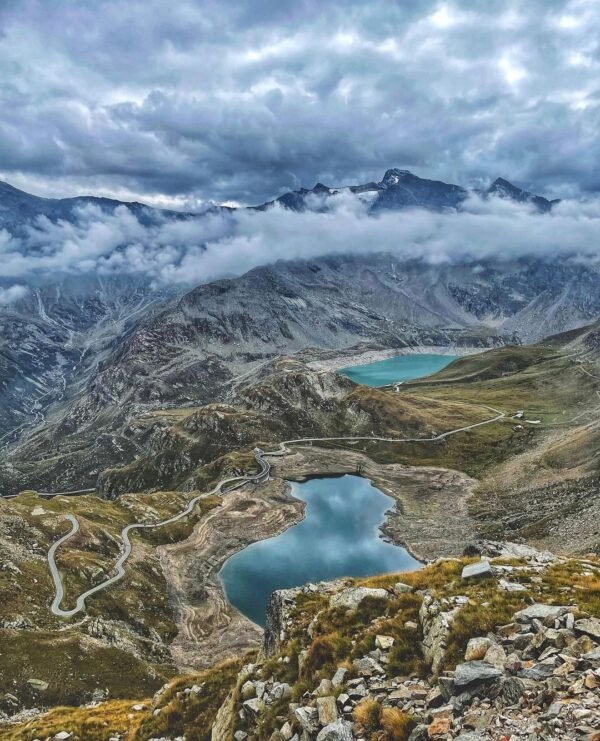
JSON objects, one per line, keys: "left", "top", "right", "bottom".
{"left": 329, "top": 587, "right": 390, "bottom": 611}
{"left": 262, "top": 588, "right": 303, "bottom": 659}
{"left": 478, "top": 540, "right": 557, "bottom": 564}
{"left": 419, "top": 594, "right": 462, "bottom": 674}
{"left": 212, "top": 691, "right": 237, "bottom": 741}
{"left": 262, "top": 581, "right": 348, "bottom": 658}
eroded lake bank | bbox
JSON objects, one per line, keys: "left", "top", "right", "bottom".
{"left": 219, "top": 474, "right": 421, "bottom": 626}
{"left": 159, "top": 446, "right": 477, "bottom": 671}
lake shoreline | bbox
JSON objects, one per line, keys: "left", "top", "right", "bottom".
{"left": 219, "top": 474, "right": 421, "bottom": 627}
{"left": 307, "top": 344, "right": 486, "bottom": 373}
{"left": 158, "top": 447, "right": 478, "bottom": 674}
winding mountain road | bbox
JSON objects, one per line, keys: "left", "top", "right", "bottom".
{"left": 47, "top": 404, "right": 505, "bottom": 617}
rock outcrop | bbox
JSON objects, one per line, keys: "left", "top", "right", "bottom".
{"left": 212, "top": 543, "right": 600, "bottom": 741}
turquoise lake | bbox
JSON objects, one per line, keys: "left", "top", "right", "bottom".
{"left": 219, "top": 475, "right": 420, "bottom": 626}
{"left": 339, "top": 353, "right": 459, "bottom": 387}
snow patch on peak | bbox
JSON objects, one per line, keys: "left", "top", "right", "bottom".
{"left": 381, "top": 168, "right": 413, "bottom": 186}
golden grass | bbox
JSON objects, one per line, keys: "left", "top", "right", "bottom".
{"left": 301, "top": 633, "right": 352, "bottom": 680}
{"left": 353, "top": 697, "right": 381, "bottom": 731}
{"left": 133, "top": 660, "right": 242, "bottom": 741}
{"left": 0, "top": 699, "right": 149, "bottom": 741}
{"left": 381, "top": 707, "right": 418, "bottom": 741}
{"left": 353, "top": 700, "right": 417, "bottom": 741}
{"left": 1, "top": 661, "right": 242, "bottom": 741}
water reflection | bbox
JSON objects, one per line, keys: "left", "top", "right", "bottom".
{"left": 219, "top": 475, "right": 421, "bottom": 626}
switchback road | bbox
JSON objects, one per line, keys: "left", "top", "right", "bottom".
{"left": 47, "top": 404, "right": 505, "bottom": 617}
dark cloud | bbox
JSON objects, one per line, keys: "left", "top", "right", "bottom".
{"left": 0, "top": 0, "right": 598, "bottom": 204}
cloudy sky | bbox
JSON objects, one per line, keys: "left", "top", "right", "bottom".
{"left": 0, "top": 0, "right": 598, "bottom": 207}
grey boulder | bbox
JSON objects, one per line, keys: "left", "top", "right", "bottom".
{"left": 330, "top": 587, "right": 389, "bottom": 610}
{"left": 454, "top": 661, "right": 503, "bottom": 688}
{"left": 513, "top": 604, "right": 570, "bottom": 623}
{"left": 316, "top": 719, "right": 353, "bottom": 741}
{"left": 574, "top": 617, "right": 600, "bottom": 641}
{"left": 461, "top": 560, "right": 492, "bottom": 580}
{"left": 294, "top": 706, "right": 319, "bottom": 735}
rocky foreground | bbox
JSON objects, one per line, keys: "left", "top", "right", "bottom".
{"left": 212, "top": 542, "right": 600, "bottom": 741}
{"left": 2, "top": 542, "right": 599, "bottom": 741}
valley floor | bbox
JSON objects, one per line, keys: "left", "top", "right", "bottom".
{"left": 1, "top": 323, "right": 599, "bottom": 735}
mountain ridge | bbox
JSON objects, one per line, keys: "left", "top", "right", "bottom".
{"left": 253, "top": 169, "right": 558, "bottom": 213}
{"left": 0, "top": 169, "right": 559, "bottom": 228}
{"left": 0, "top": 169, "right": 589, "bottom": 493}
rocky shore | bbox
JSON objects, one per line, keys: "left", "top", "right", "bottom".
{"left": 211, "top": 542, "right": 600, "bottom": 741}
{"left": 267, "top": 447, "right": 478, "bottom": 562}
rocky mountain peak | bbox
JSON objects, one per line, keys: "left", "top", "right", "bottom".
{"left": 380, "top": 168, "right": 413, "bottom": 186}
{"left": 487, "top": 178, "right": 531, "bottom": 200}
{"left": 487, "top": 177, "right": 559, "bottom": 212}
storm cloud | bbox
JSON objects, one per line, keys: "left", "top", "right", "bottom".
{"left": 0, "top": 0, "right": 598, "bottom": 205}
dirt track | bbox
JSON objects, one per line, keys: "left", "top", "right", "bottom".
{"left": 159, "top": 480, "right": 303, "bottom": 670}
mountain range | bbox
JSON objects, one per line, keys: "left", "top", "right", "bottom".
{"left": 1, "top": 169, "right": 599, "bottom": 739}
{"left": 0, "top": 168, "right": 558, "bottom": 231}
{"left": 0, "top": 169, "right": 595, "bottom": 496}
{"left": 256, "top": 169, "right": 559, "bottom": 213}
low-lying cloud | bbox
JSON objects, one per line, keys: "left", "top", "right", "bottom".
{"left": 1, "top": 192, "right": 599, "bottom": 296}
{"left": 0, "top": 284, "right": 28, "bottom": 304}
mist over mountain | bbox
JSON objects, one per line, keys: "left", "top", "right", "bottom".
{"left": 1, "top": 167, "right": 598, "bottom": 464}
{"left": 0, "top": 169, "right": 595, "bottom": 294}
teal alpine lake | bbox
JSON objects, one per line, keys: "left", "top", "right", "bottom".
{"left": 219, "top": 475, "right": 420, "bottom": 626}
{"left": 339, "top": 353, "right": 459, "bottom": 387}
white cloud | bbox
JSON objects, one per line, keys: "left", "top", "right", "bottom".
{"left": 1, "top": 193, "right": 599, "bottom": 286}
{"left": 0, "top": 284, "right": 28, "bottom": 304}
{"left": 0, "top": 0, "right": 598, "bottom": 203}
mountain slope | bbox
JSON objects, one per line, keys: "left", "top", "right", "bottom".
{"left": 0, "top": 179, "right": 197, "bottom": 231}
{"left": 0, "top": 275, "right": 174, "bottom": 450}
{"left": 486, "top": 177, "right": 560, "bottom": 213}
{"left": 2, "top": 253, "right": 599, "bottom": 496}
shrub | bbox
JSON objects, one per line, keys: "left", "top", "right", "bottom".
{"left": 301, "top": 633, "right": 351, "bottom": 679}
{"left": 386, "top": 635, "right": 426, "bottom": 678}
{"left": 352, "top": 697, "right": 381, "bottom": 731}
{"left": 381, "top": 707, "right": 418, "bottom": 741}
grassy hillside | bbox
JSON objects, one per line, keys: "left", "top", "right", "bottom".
{"left": 1, "top": 323, "right": 598, "bottom": 730}
{"left": 5, "top": 552, "right": 597, "bottom": 740}
{"left": 0, "top": 490, "right": 219, "bottom": 707}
